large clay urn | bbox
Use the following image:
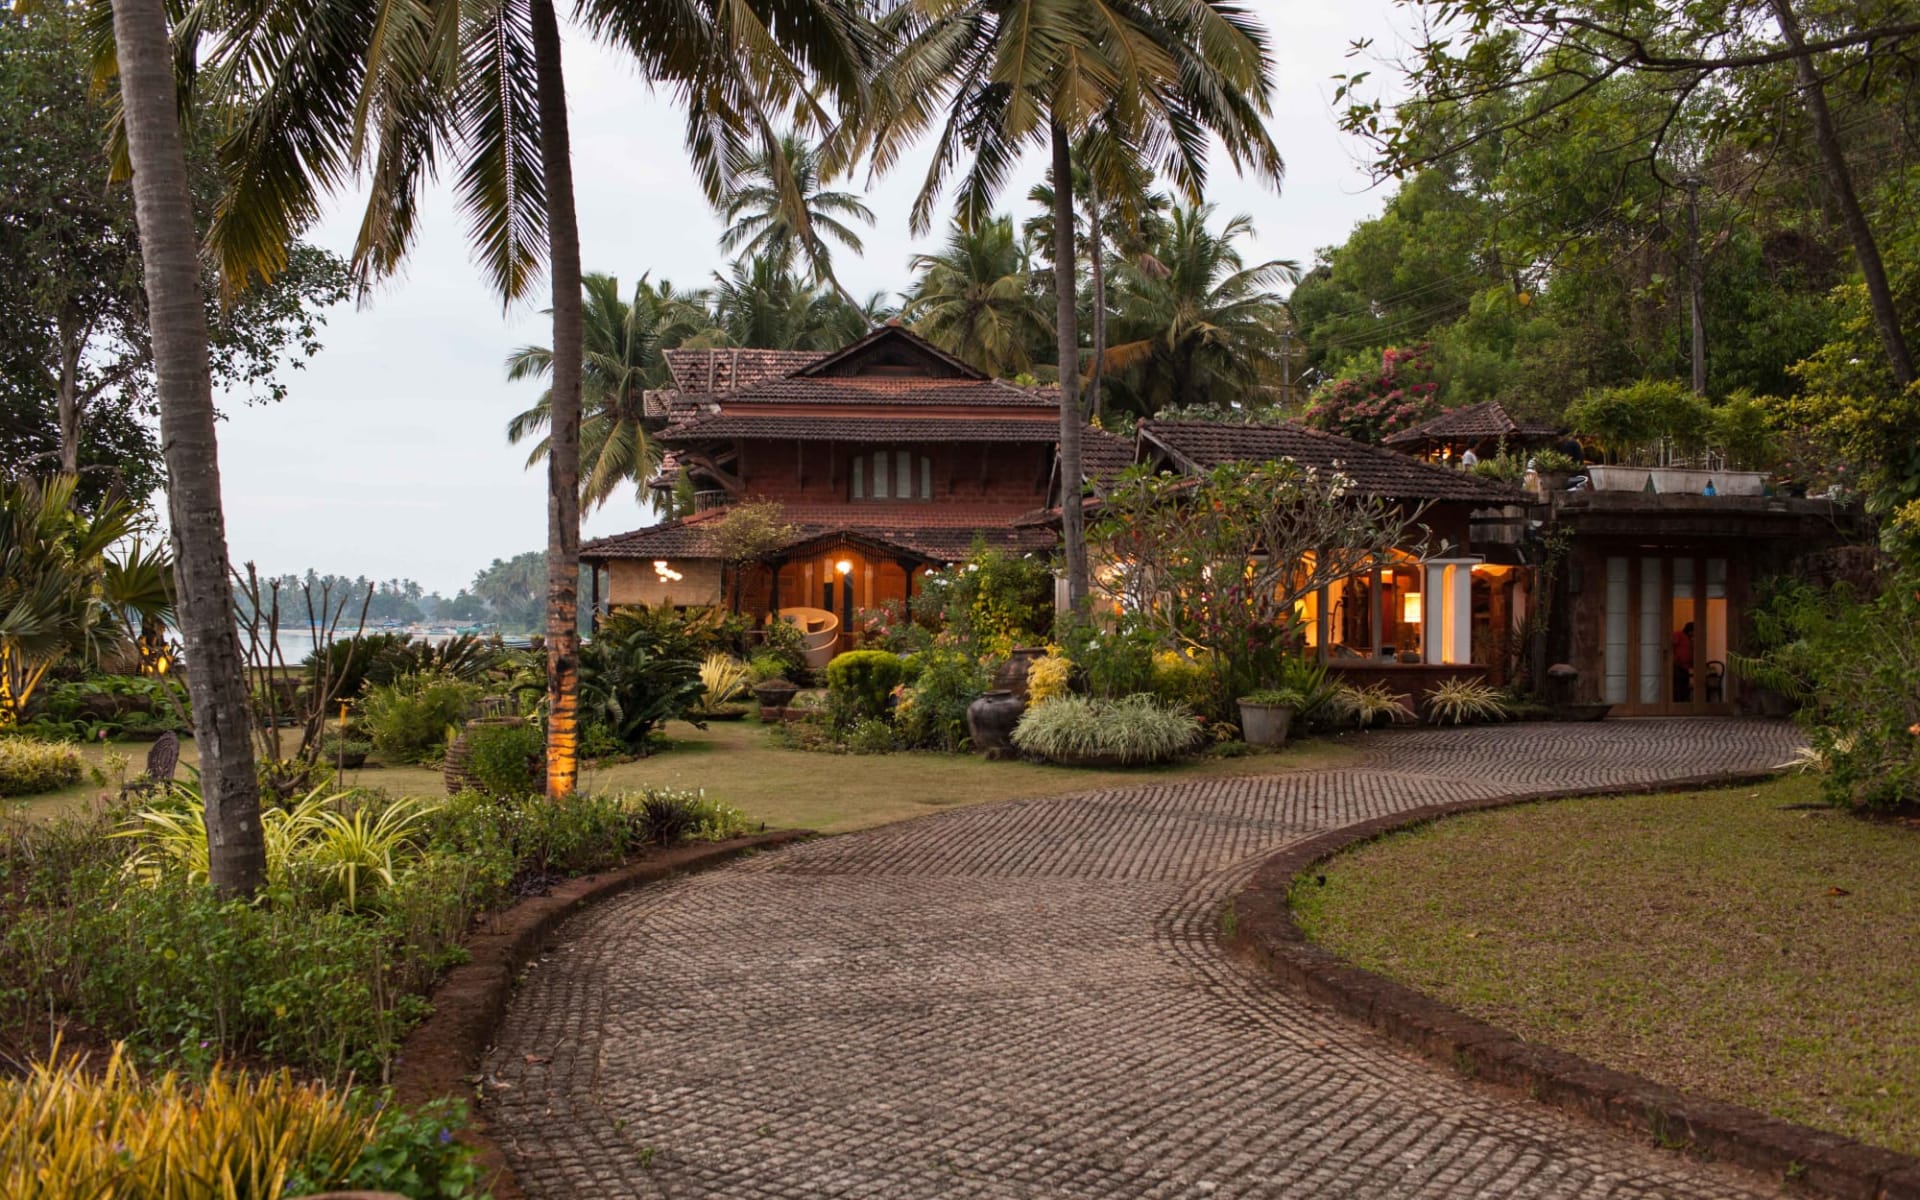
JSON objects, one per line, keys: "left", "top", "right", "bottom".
{"left": 966, "top": 690, "right": 1026, "bottom": 759}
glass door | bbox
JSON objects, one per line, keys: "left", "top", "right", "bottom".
{"left": 1600, "top": 553, "right": 1734, "bottom": 715}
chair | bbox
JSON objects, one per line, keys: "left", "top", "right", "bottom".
{"left": 1704, "top": 660, "right": 1725, "bottom": 704}
{"left": 776, "top": 607, "right": 841, "bottom": 669}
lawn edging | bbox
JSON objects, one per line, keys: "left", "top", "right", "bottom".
{"left": 390, "top": 830, "right": 810, "bottom": 1199}
{"left": 1229, "top": 770, "right": 1920, "bottom": 1200}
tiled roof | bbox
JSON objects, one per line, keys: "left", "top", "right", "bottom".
{"left": 662, "top": 348, "right": 824, "bottom": 394}
{"left": 1139, "top": 420, "right": 1524, "bottom": 503}
{"left": 659, "top": 413, "right": 1063, "bottom": 443}
{"left": 1079, "top": 426, "right": 1137, "bottom": 490}
{"left": 792, "top": 324, "right": 986, "bottom": 380}
{"left": 582, "top": 507, "right": 1054, "bottom": 563}
{"left": 716, "top": 375, "right": 1057, "bottom": 408}
{"left": 1382, "top": 401, "right": 1560, "bottom": 447}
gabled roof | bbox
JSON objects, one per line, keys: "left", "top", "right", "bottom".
{"left": 1138, "top": 420, "right": 1524, "bottom": 503}
{"left": 661, "top": 348, "right": 825, "bottom": 394}
{"left": 712, "top": 375, "right": 1056, "bottom": 409}
{"left": 659, "top": 413, "right": 1062, "bottom": 444}
{"left": 791, "top": 323, "right": 986, "bottom": 381}
{"left": 1080, "top": 426, "right": 1138, "bottom": 490}
{"left": 1382, "top": 400, "right": 1560, "bottom": 447}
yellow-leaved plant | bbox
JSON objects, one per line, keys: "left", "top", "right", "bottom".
{"left": 1025, "top": 653, "right": 1073, "bottom": 706}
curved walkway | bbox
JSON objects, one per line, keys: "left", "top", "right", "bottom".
{"left": 487, "top": 719, "right": 1802, "bottom": 1198}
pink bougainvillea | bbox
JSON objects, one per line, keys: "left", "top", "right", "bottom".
{"left": 1302, "top": 344, "right": 1442, "bottom": 444}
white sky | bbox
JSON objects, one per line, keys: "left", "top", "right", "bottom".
{"left": 202, "top": 0, "right": 1414, "bottom": 596}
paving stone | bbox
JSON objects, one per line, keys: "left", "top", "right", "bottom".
{"left": 485, "top": 718, "right": 1804, "bottom": 1198}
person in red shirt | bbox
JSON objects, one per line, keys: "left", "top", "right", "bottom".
{"left": 1672, "top": 621, "right": 1695, "bottom": 702}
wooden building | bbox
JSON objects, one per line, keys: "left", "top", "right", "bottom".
{"left": 1382, "top": 400, "right": 1562, "bottom": 463}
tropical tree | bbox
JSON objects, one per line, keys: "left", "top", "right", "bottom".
{"left": 506, "top": 273, "right": 715, "bottom": 513}
{"left": 105, "top": 0, "right": 266, "bottom": 894}
{"left": 852, "top": 0, "right": 1285, "bottom": 612}
{"left": 1103, "top": 206, "right": 1299, "bottom": 415}
{"left": 204, "top": 0, "right": 873, "bottom": 799}
{"left": 902, "top": 217, "right": 1051, "bottom": 377}
{"left": 720, "top": 134, "right": 874, "bottom": 305}
{"left": 708, "top": 255, "right": 880, "bottom": 349}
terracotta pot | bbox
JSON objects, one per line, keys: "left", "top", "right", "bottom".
{"left": 992, "top": 647, "right": 1049, "bottom": 699}
{"left": 1236, "top": 700, "right": 1296, "bottom": 747}
{"left": 966, "top": 690, "right": 1026, "bottom": 759}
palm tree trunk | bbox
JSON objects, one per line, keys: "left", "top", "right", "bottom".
{"left": 109, "top": 0, "right": 265, "bottom": 894}
{"left": 1086, "top": 182, "right": 1106, "bottom": 424}
{"left": 1769, "top": 0, "right": 1914, "bottom": 388}
{"left": 531, "top": 0, "right": 582, "bottom": 800}
{"left": 1050, "top": 121, "right": 1088, "bottom": 616}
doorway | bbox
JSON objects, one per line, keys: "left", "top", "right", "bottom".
{"left": 1601, "top": 553, "right": 1732, "bottom": 715}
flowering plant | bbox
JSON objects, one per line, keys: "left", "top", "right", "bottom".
{"left": 1302, "top": 344, "right": 1441, "bottom": 444}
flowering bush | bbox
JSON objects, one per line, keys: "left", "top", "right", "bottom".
{"left": 1302, "top": 344, "right": 1441, "bottom": 444}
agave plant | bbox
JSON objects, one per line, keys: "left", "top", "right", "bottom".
{"left": 1422, "top": 678, "right": 1511, "bottom": 726}
{"left": 1331, "top": 682, "right": 1416, "bottom": 729}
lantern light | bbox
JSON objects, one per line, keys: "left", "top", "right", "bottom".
{"left": 1402, "top": 592, "right": 1422, "bottom": 624}
{"left": 835, "top": 559, "right": 853, "bottom": 576}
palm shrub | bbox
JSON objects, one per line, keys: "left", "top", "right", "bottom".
{"left": 0, "top": 737, "right": 83, "bottom": 795}
{"left": 577, "top": 618, "right": 704, "bottom": 752}
{"left": 1011, "top": 694, "right": 1200, "bottom": 766}
{"left": 360, "top": 673, "right": 483, "bottom": 764}
{"left": 1422, "top": 678, "right": 1510, "bottom": 725}
{"left": 825, "top": 650, "right": 905, "bottom": 720}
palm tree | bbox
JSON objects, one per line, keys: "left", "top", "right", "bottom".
{"left": 852, "top": 0, "right": 1284, "bottom": 612}
{"left": 1104, "top": 206, "right": 1299, "bottom": 415}
{"left": 720, "top": 134, "right": 875, "bottom": 306}
{"left": 708, "top": 255, "right": 876, "bottom": 349}
{"left": 204, "top": 0, "right": 872, "bottom": 799}
{"left": 902, "top": 217, "right": 1051, "bottom": 377}
{"left": 507, "top": 274, "right": 714, "bottom": 514}
{"left": 104, "top": 0, "right": 266, "bottom": 894}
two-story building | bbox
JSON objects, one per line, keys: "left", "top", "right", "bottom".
{"left": 583, "top": 324, "right": 1061, "bottom": 654}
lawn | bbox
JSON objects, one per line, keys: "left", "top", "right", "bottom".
{"left": 1293, "top": 775, "right": 1920, "bottom": 1156}
{"left": 11, "top": 720, "right": 1354, "bottom": 834}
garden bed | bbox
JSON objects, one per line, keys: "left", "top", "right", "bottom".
{"left": 1288, "top": 776, "right": 1920, "bottom": 1161}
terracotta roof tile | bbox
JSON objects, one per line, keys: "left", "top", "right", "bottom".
{"left": 582, "top": 507, "right": 1053, "bottom": 563}
{"left": 661, "top": 348, "right": 824, "bottom": 393}
{"left": 714, "top": 375, "right": 1057, "bottom": 408}
{"left": 1382, "top": 400, "right": 1561, "bottom": 447}
{"left": 1139, "top": 420, "right": 1524, "bottom": 503}
{"left": 659, "top": 413, "right": 1063, "bottom": 443}
{"left": 1079, "top": 426, "right": 1137, "bottom": 489}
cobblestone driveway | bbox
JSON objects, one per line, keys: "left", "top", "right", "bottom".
{"left": 486, "top": 719, "right": 1803, "bottom": 1198}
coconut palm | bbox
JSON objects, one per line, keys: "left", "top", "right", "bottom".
{"left": 1104, "top": 206, "right": 1299, "bottom": 415}
{"left": 708, "top": 255, "right": 879, "bottom": 349}
{"left": 850, "top": 0, "right": 1285, "bottom": 612}
{"left": 902, "top": 217, "right": 1051, "bottom": 377}
{"left": 104, "top": 0, "right": 266, "bottom": 893}
{"left": 720, "top": 134, "right": 875, "bottom": 306}
{"left": 506, "top": 274, "right": 715, "bottom": 514}
{"left": 202, "top": 0, "right": 872, "bottom": 799}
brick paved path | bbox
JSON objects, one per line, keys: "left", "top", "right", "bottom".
{"left": 486, "top": 719, "right": 1803, "bottom": 1198}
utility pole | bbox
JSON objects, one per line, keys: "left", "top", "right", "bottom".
{"left": 1683, "top": 175, "right": 1707, "bottom": 396}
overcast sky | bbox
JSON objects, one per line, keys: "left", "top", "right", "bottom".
{"left": 204, "top": 0, "right": 1416, "bottom": 596}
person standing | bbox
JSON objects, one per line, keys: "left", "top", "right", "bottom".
{"left": 1672, "top": 621, "right": 1695, "bottom": 702}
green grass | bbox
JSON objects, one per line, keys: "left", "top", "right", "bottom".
{"left": 1293, "top": 776, "right": 1920, "bottom": 1156}
{"left": 12, "top": 721, "right": 1354, "bottom": 835}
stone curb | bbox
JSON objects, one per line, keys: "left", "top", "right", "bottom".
{"left": 389, "top": 831, "right": 811, "bottom": 1200}
{"left": 1229, "top": 770, "right": 1920, "bottom": 1200}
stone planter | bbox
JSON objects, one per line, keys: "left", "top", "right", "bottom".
{"left": 752, "top": 680, "right": 800, "bottom": 712}
{"left": 1527, "top": 470, "right": 1570, "bottom": 497}
{"left": 1236, "top": 700, "right": 1296, "bottom": 747}
{"left": 966, "top": 690, "right": 1025, "bottom": 759}
{"left": 332, "top": 749, "right": 368, "bottom": 769}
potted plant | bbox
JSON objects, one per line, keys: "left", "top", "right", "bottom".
{"left": 752, "top": 677, "right": 801, "bottom": 714}
{"left": 1527, "top": 448, "right": 1579, "bottom": 495}
{"left": 1236, "top": 687, "right": 1305, "bottom": 747}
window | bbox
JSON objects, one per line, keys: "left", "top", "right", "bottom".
{"left": 850, "top": 450, "right": 934, "bottom": 501}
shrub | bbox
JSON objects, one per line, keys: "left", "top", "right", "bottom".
{"left": 0, "top": 1046, "right": 482, "bottom": 1199}
{"left": 1240, "top": 687, "right": 1307, "bottom": 708}
{"left": 698, "top": 654, "right": 753, "bottom": 711}
{"left": 1423, "top": 678, "right": 1510, "bottom": 725}
{"left": 1148, "top": 650, "right": 1212, "bottom": 712}
{"left": 825, "top": 650, "right": 905, "bottom": 720}
{"left": 1330, "top": 681, "right": 1416, "bottom": 728}
{"left": 911, "top": 543, "right": 1055, "bottom": 648}
{"left": 361, "top": 673, "right": 482, "bottom": 764}
{"left": 747, "top": 653, "right": 790, "bottom": 683}
{"left": 577, "top": 614, "right": 705, "bottom": 751}
{"left": 1529, "top": 447, "right": 1580, "bottom": 473}
{"left": 1025, "top": 652, "right": 1074, "bottom": 705}
{"left": 895, "top": 648, "right": 989, "bottom": 750}
{"left": 845, "top": 718, "right": 899, "bottom": 754}
{"left": 1011, "top": 694, "right": 1200, "bottom": 765}
{"left": 1059, "top": 617, "right": 1157, "bottom": 699}
{"left": 0, "top": 736, "right": 83, "bottom": 795}
{"left": 622, "top": 788, "right": 749, "bottom": 844}
{"left": 463, "top": 722, "right": 545, "bottom": 798}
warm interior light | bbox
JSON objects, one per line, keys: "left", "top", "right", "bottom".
{"left": 653, "top": 559, "right": 684, "bottom": 582}
{"left": 835, "top": 559, "right": 853, "bottom": 576}
{"left": 1379, "top": 568, "right": 1394, "bottom": 582}
{"left": 1402, "top": 592, "right": 1422, "bottom": 624}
